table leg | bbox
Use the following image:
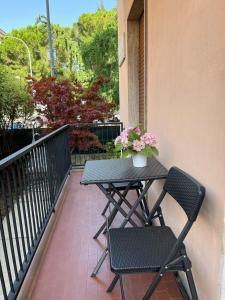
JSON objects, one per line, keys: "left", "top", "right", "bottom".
{"left": 93, "top": 183, "right": 139, "bottom": 239}
{"left": 136, "top": 186, "right": 150, "bottom": 219}
{"left": 120, "top": 180, "right": 153, "bottom": 228}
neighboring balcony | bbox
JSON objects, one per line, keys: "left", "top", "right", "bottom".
{"left": 0, "top": 124, "right": 182, "bottom": 300}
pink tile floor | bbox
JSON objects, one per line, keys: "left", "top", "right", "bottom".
{"left": 30, "top": 171, "right": 182, "bottom": 300}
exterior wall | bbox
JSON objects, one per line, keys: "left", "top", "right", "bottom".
{"left": 117, "top": 0, "right": 134, "bottom": 125}
{"left": 118, "top": 0, "right": 225, "bottom": 299}
{"left": 139, "top": 13, "right": 145, "bottom": 127}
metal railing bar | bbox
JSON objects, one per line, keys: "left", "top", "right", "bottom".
{"left": 0, "top": 212, "right": 14, "bottom": 293}
{"left": 27, "top": 156, "right": 41, "bottom": 236}
{"left": 39, "top": 145, "right": 51, "bottom": 214}
{"left": 23, "top": 157, "right": 38, "bottom": 242}
{"left": 45, "top": 141, "right": 54, "bottom": 207}
{"left": 0, "top": 176, "right": 19, "bottom": 281}
{"left": 21, "top": 158, "right": 35, "bottom": 247}
{"left": 6, "top": 170, "right": 23, "bottom": 271}
{"left": 30, "top": 149, "right": 44, "bottom": 228}
{"left": 0, "top": 261, "right": 8, "bottom": 300}
{"left": 71, "top": 122, "right": 123, "bottom": 128}
{"left": 11, "top": 165, "right": 27, "bottom": 263}
{"left": 36, "top": 147, "right": 48, "bottom": 219}
{"left": 16, "top": 162, "right": 31, "bottom": 256}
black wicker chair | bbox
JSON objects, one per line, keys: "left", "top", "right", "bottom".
{"left": 107, "top": 167, "right": 205, "bottom": 300}
{"left": 94, "top": 181, "right": 149, "bottom": 239}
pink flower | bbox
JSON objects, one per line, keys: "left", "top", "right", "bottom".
{"left": 140, "top": 133, "right": 157, "bottom": 146}
{"left": 114, "top": 136, "right": 121, "bottom": 145}
{"left": 134, "top": 127, "right": 141, "bottom": 135}
{"left": 117, "top": 128, "right": 131, "bottom": 149}
{"left": 115, "top": 136, "right": 128, "bottom": 148}
{"left": 121, "top": 138, "right": 128, "bottom": 148}
{"left": 132, "top": 140, "right": 145, "bottom": 152}
{"left": 120, "top": 128, "right": 129, "bottom": 139}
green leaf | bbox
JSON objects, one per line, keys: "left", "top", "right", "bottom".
{"left": 139, "top": 145, "right": 159, "bottom": 157}
{"left": 122, "top": 149, "right": 134, "bottom": 158}
{"left": 128, "top": 131, "right": 139, "bottom": 142}
{"left": 114, "top": 141, "right": 122, "bottom": 152}
{"left": 151, "top": 147, "right": 159, "bottom": 156}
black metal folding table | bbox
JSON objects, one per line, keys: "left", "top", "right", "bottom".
{"left": 80, "top": 156, "right": 168, "bottom": 277}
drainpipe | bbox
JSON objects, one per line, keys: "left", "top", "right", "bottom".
{"left": 144, "top": 0, "right": 148, "bottom": 130}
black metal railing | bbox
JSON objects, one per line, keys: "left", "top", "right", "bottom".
{"left": 0, "top": 125, "right": 71, "bottom": 300}
{"left": 70, "top": 122, "right": 123, "bottom": 167}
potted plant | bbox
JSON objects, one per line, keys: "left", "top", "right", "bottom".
{"left": 114, "top": 127, "right": 159, "bottom": 167}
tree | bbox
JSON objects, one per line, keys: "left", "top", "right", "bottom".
{"left": 30, "top": 76, "right": 115, "bottom": 150}
{"left": 72, "top": 7, "right": 119, "bottom": 104}
{"left": 0, "top": 65, "right": 31, "bottom": 129}
{"left": 0, "top": 5, "right": 119, "bottom": 106}
{"left": 0, "top": 23, "right": 81, "bottom": 80}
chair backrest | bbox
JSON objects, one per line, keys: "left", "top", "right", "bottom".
{"left": 163, "top": 167, "right": 205, "bottom": 222}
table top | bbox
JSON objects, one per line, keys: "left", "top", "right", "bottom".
{"left": 80, "top": 157, "right": 168, "bottom": 185}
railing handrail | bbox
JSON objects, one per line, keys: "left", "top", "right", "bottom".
{"left": 70, "top": 122, "right": 123, "bottom": 127}
{"left": 0, "top": 125, "right": 69, "bottom": 170}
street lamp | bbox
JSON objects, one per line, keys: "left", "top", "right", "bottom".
{"left": 0, "top": 35, "right": 33, "bottom": 77}
{"left": 45, "top": 0, "right": 55, "bottom": 77}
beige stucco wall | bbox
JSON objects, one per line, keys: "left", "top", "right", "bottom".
{"left": 118, "top": 0, "right": 225, "bottom": 299}
{"left": 117, "top": 0, "right": 133, "bottom": 125}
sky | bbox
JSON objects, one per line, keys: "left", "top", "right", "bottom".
{"left": 0, "top": 0, "right": 117, "bottom": 33}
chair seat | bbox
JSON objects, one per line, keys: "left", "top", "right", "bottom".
{"left": 103, "top": 181, "right": 142, "bottom": 191}
{"left": 108, "top": 226, "right": 185, "bottom": 273}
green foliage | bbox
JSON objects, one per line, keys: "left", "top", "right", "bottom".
{"left": 0, "top": 5, "right": 119, "bottom": 106}
{"left": 73, "top": 7, "right": 119, "bottom": 104}
{"left": 115, "top": 140, "right": 122, "bottom": 152}
{"left": 128, "top": 130, "right": 139, "bottom": 142}
{"left": 121, "top": 149, "right": 134, "bottom": 159}
{"left": 105, "top": 141, "right": 120, "bottom": 159}
{"left": 0, "top": 65, "right": 32, "bottom": 129}
{"left": 0, "top": 23, "right": 81, "bottom": 80}
{"left": 139, "top": 145, "right": 159, "bottom": 157}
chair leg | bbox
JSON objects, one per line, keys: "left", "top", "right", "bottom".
{"left": 91, "top": 249, "right": 108, "bottom": 277}
{"left": 119, "top": 275, "right": 126, "bottom": 300}
{"left": 182, "top": 250, "right": 198, "bottom": 300}
{"left": 174, "top": 272, "right": 191, "bottom": 300}
{"left": 142, "top": 273, "right": 162, "bottom": 300}
{"left": 186, "top": 269, "right": 198, "bottom": 300}
{"left": 107, "top": 274, "right": 120, "bottom": 292}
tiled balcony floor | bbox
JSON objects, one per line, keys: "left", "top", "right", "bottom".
{"left": 30, "top": 171, "right": 182, "bottom": 300}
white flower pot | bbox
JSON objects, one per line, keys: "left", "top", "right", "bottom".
{"left": 132, "top": 154, "right": 147, "bottom": 167}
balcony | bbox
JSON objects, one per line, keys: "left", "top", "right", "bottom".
{"left": 20, "top": 171, "right": 182, "bottom": 300}
{"left": 0, "top": 125, "right": 182, "bottom": 300}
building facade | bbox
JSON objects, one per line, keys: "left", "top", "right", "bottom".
{"left": 117, "top": 0, "right": 225, "bottom": 299}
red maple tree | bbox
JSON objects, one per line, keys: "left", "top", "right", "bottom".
{"left": 29, "top": 76, "right": 115, "bottom": 151}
